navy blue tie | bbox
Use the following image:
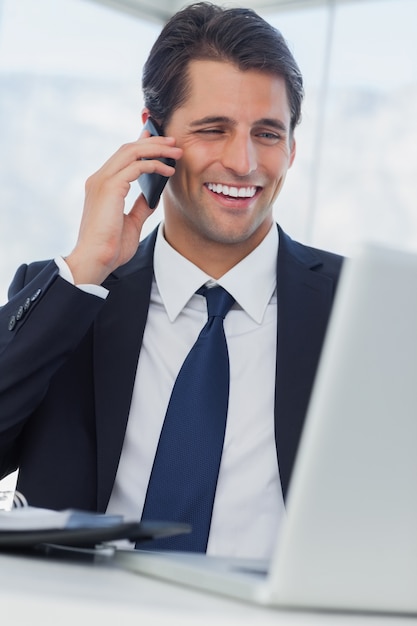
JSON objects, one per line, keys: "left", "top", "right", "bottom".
{"left": 139, "top": 285, "right": 235, "bottom": 551}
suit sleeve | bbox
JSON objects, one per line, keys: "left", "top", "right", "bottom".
{"left": 0, "top": 259, "right": 105, "bottom": 477}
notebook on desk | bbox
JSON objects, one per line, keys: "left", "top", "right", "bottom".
{"left": 115, "top": 242, "right": 417, "bottom": 615}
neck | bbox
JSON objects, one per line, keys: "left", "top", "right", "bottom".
{"left": 163, "top": 223, "right": 271, "bottom": 279}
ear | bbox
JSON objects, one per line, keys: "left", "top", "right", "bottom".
{"left": 289, "top": 137, "right": 296, "bottom": 168}
{"left": 141, "top": 108, "right": 151, "bottom": 124}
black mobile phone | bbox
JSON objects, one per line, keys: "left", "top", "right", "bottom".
{"left": 137, "top": 117, "right": 176, "bottom": 209}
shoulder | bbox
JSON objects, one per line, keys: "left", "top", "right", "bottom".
{"left": 277, "top": 225, "right": 344, "bottom": 280}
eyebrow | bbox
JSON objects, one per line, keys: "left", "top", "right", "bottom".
{"left": 189, "top": 116, "right": 288, "bottom": 133}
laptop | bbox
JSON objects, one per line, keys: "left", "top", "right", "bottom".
{"left": 114, "top": 242, "right": 417, "bottom": 615}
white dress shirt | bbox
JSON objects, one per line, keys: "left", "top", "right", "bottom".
{"left": 58, "top": 223, "right": 286, "bottom": 559}
{"left": 106, "top": 224, "right": 285, "bottom": 559}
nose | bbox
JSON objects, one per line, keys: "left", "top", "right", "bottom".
{"left": 220, "top": 131, "right": 257, "bottom": 177}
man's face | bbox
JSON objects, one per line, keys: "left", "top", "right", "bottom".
{"left": 161, "top": 59, "right": 296, "bottom": 262}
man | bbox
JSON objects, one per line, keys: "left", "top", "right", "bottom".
{"left": 0, "top": 3, "right": 342, "bottom": 558}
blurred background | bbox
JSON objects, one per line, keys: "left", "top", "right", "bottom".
{"left": 0, "top": 0, "right": 416, "bottom": 490}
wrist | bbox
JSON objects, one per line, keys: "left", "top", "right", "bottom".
{"left": 65, "top": 250, "right": 110, "bottom": 286}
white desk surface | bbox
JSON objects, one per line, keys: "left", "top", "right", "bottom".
{"left": 0, "top": 551, "right": 415, "bottom": 626}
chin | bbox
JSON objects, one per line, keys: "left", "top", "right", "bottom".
{"left": 200, "top": 223, "right": 264, "bottom": 247}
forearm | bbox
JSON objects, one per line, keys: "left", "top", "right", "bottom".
{"left": 0, "top": 263, "right": 105, "bottom": 473}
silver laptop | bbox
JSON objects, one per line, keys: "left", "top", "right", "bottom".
{"left": 114, "top": 242, "right": 417, "bottom": 615}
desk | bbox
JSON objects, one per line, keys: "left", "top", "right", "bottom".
{"left": 0, "top": 551, "right": 415, "bottom": 626}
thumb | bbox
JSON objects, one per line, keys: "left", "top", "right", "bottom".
{"left": 127, "top": 192, "right": 155, "bottom": 233}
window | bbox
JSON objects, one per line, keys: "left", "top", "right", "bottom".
{"left": 0, "top": 0, "right": 161, "bottom": 302}
{"left": 266, "top": 0, "right": 417, "bottom": 255}
{"left": 1, "top": 0, "right": 416, "bottom": 306}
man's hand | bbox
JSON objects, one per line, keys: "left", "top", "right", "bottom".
{"left": 66, "top": 133, "right": 182, "bottom": 285}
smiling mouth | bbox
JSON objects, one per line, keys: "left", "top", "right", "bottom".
{"left": 206, "top": 183, "right": 258, "bottom": 199}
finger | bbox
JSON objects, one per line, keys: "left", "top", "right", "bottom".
{"left": 126, "top": 193, "right": 155, "bottom": 230}
{"left": 119, "top": 158, "right": 177, "bottom": 186}
{"left": 99, "top": 140, "right": 182, "bottom": 179}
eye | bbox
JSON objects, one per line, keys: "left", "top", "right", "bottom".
{"left": 256, "top": 130, "right": 281, "bottom": 143}
{"left": 196, "top": 127, "right": 225, "bottom": 135}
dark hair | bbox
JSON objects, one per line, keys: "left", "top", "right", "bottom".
{"left": 142, "top": 2, "right": 304, "bottom": 132}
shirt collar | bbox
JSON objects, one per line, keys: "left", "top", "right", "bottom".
{"left": 154, "top": 223, "right": 278, "bottom": 324}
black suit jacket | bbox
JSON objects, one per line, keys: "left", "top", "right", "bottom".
{"left": 0, "top": 224, "right": 343, "bottom": 511}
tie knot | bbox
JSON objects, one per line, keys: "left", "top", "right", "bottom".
{"left": 199, "top": 285, "right": 235, "bottom": 319}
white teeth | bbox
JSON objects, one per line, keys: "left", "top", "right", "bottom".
{"left": 207, "top": 183, "right": 257, "bottom": 198}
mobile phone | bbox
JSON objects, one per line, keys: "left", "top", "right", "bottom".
{"left": 137, "top": 117, "right": 176, "bottom": 209}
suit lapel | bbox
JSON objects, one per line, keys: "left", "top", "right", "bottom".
{"left": 94, "top": 229, "right": 157, "bottom": 511}
{"left": 92, "top": 224, "right": 337, "bottom": 509}
{"left": 275, "top": 227, "right": 336, "bottom": 500}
